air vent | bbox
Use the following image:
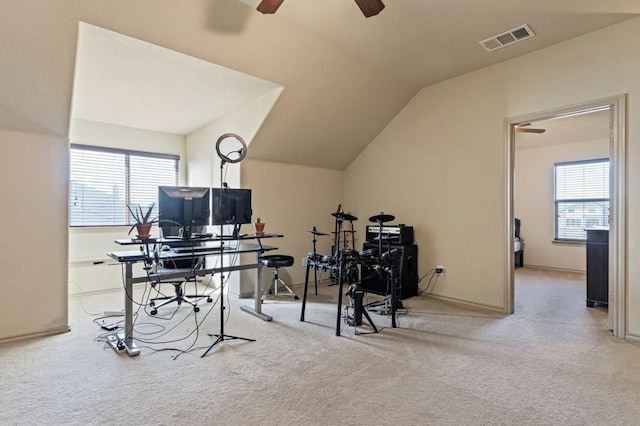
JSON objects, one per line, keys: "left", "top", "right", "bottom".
{"left": 479, "top": 24, "right": 535, "bottom": 52}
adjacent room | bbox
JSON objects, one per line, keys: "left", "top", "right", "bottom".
{"left": 2, "top": 1, "right": 640, "bottom": 424}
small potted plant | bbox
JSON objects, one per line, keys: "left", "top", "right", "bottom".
{"left": 127, "top": 203, "right": 158, "bottom": 239}
{"left": 254, "top": 217, "right": 266, "bottom": 235}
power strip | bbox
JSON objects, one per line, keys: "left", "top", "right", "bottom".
{"left": 104, "top": 310, "right": 124, "bottom": 317}
{"left": 107, "top": 334, "right": 125, "bottom": 352}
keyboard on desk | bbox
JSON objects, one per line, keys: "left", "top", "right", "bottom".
{"left": 171, "top": 246, "right": 229, "bottom": 254}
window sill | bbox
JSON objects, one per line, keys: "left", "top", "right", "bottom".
{"left": 69, "top": 225, "right": 131, "bottom": 234}
{"left": 552, "top": 240, "right": 585, "bottom": 246}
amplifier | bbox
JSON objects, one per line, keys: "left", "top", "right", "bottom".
{"left": 365, "top": 224, "right": 414, "bottom": 246}
{"left": 360, "top": 243, "right": 418, "bottom": 300}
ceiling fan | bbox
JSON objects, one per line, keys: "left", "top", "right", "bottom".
{"left": 257, "top": 0, "right": 385, "bottom": 18}
{"left": 515, "top": 123, "right": 546, "bottom": 134}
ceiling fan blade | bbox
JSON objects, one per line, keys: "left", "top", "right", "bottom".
{"left": 354, "top": 0, "right": 385, "bottom": 17}
{"left": 257, "top": 0, "right": 285, "bottom": 14}
{"left": 515, "top": 127, "right": 546, "bottom": 134}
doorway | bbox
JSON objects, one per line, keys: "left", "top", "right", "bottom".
{"left": 506, "top": 95, "right": 627, "bottom": 338}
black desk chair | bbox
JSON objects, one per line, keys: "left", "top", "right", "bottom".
{"left": 149, "top": 257, "right": 211, "bottom": 315}
{"left": 261, "top": 254, "right": 298, "bottom": 300}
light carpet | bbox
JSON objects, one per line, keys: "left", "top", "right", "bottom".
{"left": 1, "top": 268, "right": 639, "bottom": 425}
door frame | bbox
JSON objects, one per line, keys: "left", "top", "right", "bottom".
{"left": 505, "top": 95, "right": 627, "bottom": 338}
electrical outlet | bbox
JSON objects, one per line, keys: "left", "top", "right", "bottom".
{"left": 436, "top": 265, "right": 445, "bottom": 276}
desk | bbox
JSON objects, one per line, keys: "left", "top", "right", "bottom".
{"left": 108, "top": 234, "right": 282, "bottom": 356}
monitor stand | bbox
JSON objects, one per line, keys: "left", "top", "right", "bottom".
{"left": 232, "top": 223, "right": 247, "bottom": 238}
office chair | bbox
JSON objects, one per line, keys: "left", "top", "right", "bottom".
{"left": 261, "top": 254, "right": 298, "bottom": 300}
{"left": 149, "top": 256, "right": 211, "bottom": 315}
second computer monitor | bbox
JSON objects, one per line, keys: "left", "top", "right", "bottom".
{"left": 211, "top": 188, "right": 252, "bottom": 226}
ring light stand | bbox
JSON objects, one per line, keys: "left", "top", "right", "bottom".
{"left": 202, "top": 133, "right": 255, "bottom": 357}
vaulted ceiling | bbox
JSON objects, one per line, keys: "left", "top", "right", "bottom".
{"left": 238, "top": 0, "right": 638, "bottom": 88}
{"left": 1, "top": 1, "right": 638, "bottom": 170}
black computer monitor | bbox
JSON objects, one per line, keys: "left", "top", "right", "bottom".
{"left": 211, "top": 188, "right": 252, "bottom": 226}
{"left": 158, "top": 186, "right": 211, "bottom": 238}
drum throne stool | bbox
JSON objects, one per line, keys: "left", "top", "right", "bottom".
{"left": 261, "top": 254, "right": 298, "bottom": 300}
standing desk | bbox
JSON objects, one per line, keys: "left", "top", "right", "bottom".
{"left": 107, "top": 233, "right": 282, "bottom": 356}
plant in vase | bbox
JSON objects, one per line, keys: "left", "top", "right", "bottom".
{"left": 126, "top": 203, "right": 158, "bottom": 239}
{"left": 254, "top": 217, "right": 266, "bottom": 235}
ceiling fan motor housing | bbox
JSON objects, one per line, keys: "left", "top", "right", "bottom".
{"left": 257, "top": 0, "right": 385, "bottom": 18}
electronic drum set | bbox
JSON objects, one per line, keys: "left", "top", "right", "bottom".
{"left": 300, "top": 206, "right": 404, "bottom": 336}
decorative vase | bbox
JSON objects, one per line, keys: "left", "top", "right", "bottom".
{"left": 254, "top": 222, "right": 265, "bottom": 235}
{"left": 135, "top": 223, "right": 153, "bottom": 239}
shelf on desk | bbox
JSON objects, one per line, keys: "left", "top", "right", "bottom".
{"left": 107, "top": 243, "right": 280, "bottom": 263}
{"left": 115, "top": 232, "right": 284, "bottom": 246}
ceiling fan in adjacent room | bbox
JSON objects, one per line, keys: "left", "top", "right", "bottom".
{"left": 515, "top": 123, "right": 546, "bottom": 134}
{"left": 257, "top": 0, "right": 385, "bottom": 18}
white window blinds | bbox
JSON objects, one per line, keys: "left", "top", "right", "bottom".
{"left": 554, "top": 158, "right": 609, "bottom": 241}
{"left": 69, "top": 145, "right": 179, "bottom": 227}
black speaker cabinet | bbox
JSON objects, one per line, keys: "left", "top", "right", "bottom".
{"left": 360, "top": 243, "right": 418, "bottom": 300}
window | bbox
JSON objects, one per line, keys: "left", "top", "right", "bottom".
{"left": 554, "top": 158, "right": 609, "bottom": 241}
{"left": 69, "top": 144, "right": 179, "bottom": 227}
{"left": 566, "top": 218, "right": 582, "bottom": 227}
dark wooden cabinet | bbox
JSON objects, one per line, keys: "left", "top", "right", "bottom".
{"left": 586, "top": 229, "right": 608, "bottom": 307}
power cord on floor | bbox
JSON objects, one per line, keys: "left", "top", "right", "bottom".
{"left": 69, "top": 281, "right": 104, "bottom": 316}
{"left": 417, "top": 269, "right": 439, "bottom": 296}
{"left": 103, "top": 247, "right": 247, "bottom": 359}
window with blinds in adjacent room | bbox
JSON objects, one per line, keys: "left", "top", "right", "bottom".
{"left": 69, "top": 144, "right": 179, "bottom": 227}
{"left": 554, "top": 158, "right": 609, "bottom": 241}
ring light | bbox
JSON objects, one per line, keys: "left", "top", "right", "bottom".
{"left": 215, "top": 133, "right": 247, "bottom": 164}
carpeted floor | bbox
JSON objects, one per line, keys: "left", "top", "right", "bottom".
{"left": 1, "top": 268, "right": 639, "bottom": 425}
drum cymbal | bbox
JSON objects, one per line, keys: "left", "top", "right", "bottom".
{"left": 331, "top": 212, "right": 358, "bottom": 221}
{"left": 369, "top": 213, "right": 395, "bottom": 223}
{"left": 331, "top": 230, "right": 357, "bottom": 234}
{"left": 307, "top": 229, "right": 329, "bottom": 236}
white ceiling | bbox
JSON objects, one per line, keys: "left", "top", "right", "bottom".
{"left": 238, "top": 0, "right": 639, "bottom": 87}
{"left": 71, "top": 23, "right": 282, "bottom": 135}
{"left": 67, "top": 1, "right": 637, "bottom": 168}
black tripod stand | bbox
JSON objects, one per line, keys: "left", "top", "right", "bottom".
{"left": 202, "top": 134, "right": 255, "bottom": 358}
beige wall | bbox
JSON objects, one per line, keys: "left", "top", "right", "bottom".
{"left": 345, "top": 77, "right": 508, "bottom": 309}
{"left": 185, "top": 89, "right": 282, "bottom": 296}
{"left": 3, "top": 1, "right": 640, "bottom": 341}
{"left": 242, "top": 159, "right": 343, "bottom": 292}
{"left": 515, "top": 139, "right": 609, "bottom": 271}
{"left": 186, "top": 88, "right": 283, "bottom": 189}
{"left": 0, "top": 0, "right": 408, "bottom": 341}
{"left": 345, "top": 17, "right": 640, "bottom": 336}
{"left": 0, "top": 129, "right": 69, "bottom": 340}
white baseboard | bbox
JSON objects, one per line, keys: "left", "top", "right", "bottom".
{"left": 624, "top": 333, "right": 640, "bottom": 342}
{"left": 0, "top": 325, "right": 70, "bottom": 345}
{"left": 521, "top": 265, "right": 586, "bottom": 274}
{"left": 424, "top": 293, "right": 506, "bottom": 314}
